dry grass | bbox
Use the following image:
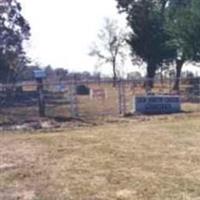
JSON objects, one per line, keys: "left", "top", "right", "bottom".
{"left": 1, "top": 113, "right": 200, "bottom": 200}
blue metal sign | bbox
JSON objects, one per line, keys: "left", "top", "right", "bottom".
{"left": 33, "top": 70, "right": 46, "bottom": 79}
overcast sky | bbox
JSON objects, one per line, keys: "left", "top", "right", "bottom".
{"left": 19, "top": 0, "right": 200, "bottom": 76}
{"left": 19, "top": 0, "right": 132, "bottom": 75}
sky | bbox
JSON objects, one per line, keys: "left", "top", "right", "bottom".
{"left": 19, "top": 0, "right": 200, "bottom": 76}
{"left": 19, "top": 0, "right": 135, "bottom": 75}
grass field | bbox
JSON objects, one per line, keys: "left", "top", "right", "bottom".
{"left": 1, "top": 113, "right": 200, "bottom": 200}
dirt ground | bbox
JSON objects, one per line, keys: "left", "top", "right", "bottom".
{"left": 1, "top": 113, "right": 200, "bottom": 200}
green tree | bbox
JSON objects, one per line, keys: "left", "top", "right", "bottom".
{"left": 166, "top": 0, "right": 190, "bottom": 91}
{"left": 116, "top": 0, "right": 175, "bottom": 91}
{"left": 166, "top": 0, "right": 200, "bottom": 91}
{"left": 0, "top": 0, "right": 30, "bottom": 83}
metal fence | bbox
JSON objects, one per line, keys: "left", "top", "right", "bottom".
{"left": 0, "top": 77, "right": 199, "bottom": 126}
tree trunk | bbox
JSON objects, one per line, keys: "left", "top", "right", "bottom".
{"left": 112, "top": 59, "right": 117, "bottom": 87}
{"left": 145, "top": 61, "right": 156, "bottom": 93}
{"left": 6, "top": 70, "right": 15, "bottom": 104}
{"left": 173, "top": 59, "right": 184, "bottom": 92}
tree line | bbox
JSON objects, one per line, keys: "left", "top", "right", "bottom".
{"left": 91, "top": 0, "right": 200, "bottom": 91}
{"left": 0, "top": 0, "right": 200, "bottom": 92}
{"left": 0, "top": 0, "right": 30, "bottom": 83}
{"left": 116, "top": 0, "right": 200, "bottom": 91}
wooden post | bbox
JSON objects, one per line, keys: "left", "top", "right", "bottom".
{"left": 121, "top": 81, "right": 126, "bottom": 114}
{"left": 118, "top": 80, "right": 122, "bottom": 114}
{"left": 69, "top": 83, "right": 79, "bottom": 118}
{"left": 37, "top": 78, "right": 45, "bottom": 117}
{"left": 118, "top": 80, "right": 127, "bottom": 115}
{"left": 33, "top": 70, "right": 46, "bottom": 117}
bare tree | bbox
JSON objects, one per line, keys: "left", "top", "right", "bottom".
{"left": 89, "top": 18, "right": 129, "bottom": 87}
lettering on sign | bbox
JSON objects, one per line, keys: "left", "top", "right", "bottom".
{"left": 134, "top": 95, "right": 181, "bottom": 114}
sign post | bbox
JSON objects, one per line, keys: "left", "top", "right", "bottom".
{"left": 34, "top": 70, "right": 46, "bottom": 117}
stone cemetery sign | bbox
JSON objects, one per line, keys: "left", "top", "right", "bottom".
{"left": 134, "top": 95, "right": 181, "bottom": 114}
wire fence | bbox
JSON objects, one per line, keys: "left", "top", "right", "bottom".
{"left": 0, "top": 77, "right": 199, "bottom": 125}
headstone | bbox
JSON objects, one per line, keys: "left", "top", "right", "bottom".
{"left": 22, "top": 81, "right": 37, "bottom": 92}
{"left": 48, "top": 83, "right": 68, "bottom": 93}
{"left": 90, "top": 88, "right": 106, "bottom": 99}
{"left": 76, "top": 85, "right": 90, "bottom": 95}
{"left": 134, "top": 95, "right": 181, "bottom": 114}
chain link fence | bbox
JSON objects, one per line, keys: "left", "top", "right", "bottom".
{"left": 0, "top": 77, "right": 199, "bottom": 126}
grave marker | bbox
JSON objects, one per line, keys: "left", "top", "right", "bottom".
{"left": 22, "top": 81, "right": 37, "bottom": 92}
{"left": 90, "top": 88, "right": 106, "bottom": 100}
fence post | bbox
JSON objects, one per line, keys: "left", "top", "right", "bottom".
{"left": 34, "top": 70, "right": 46, "bottom": 117}
{"left": 69, "top": 82, "right": 79, "bottom": 118}
{"left": 118, "top": 80, "right": 126, "bottom": 115}
{"left": 198, "top": 77, "right": 200, "bottom": 112}
{"left": 118, "top": 80, "right": 122, "bottom": 114}
{"left": 37, "top": 78, "right": 45, "bottom": 117}
{"left": 122, "top": 81, "right": 126, "bottom": 114}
